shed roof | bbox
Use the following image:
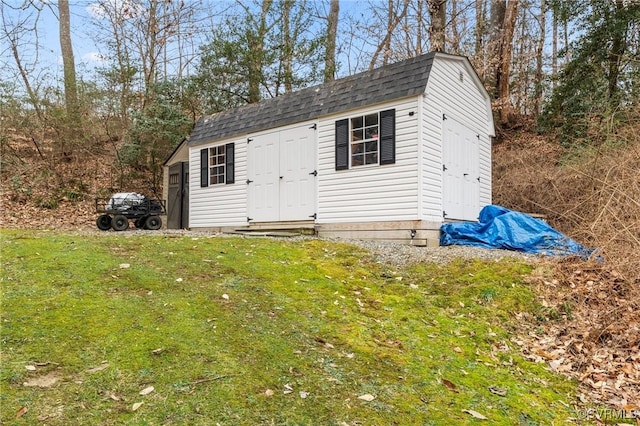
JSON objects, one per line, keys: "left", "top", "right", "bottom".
{"left": 189, "top": 52, "right": 440, "bottom": 146}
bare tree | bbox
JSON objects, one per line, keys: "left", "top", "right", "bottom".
{"left": 324, "top": 0, "right": 339, "bottom": 82}
{"left": 369, "top": 0, "right": 410, "bottom": 69}
{"left": 474, "top": 0, "right": 487, "bottom": 76}
{"left": 428, "top": 0, "right": 446, "bottom": 52}
{"left": 449, "top": 0, "right": 460, "bottom": 53}
{"left": 534, "top": 0, "right": 547, "bottom": 115}
{"left": 57, "top": 0, "right": 80, "bottom": 128}
{"left": 0, "top": 1, "right": 44, "bottom": 123}
{"left": 496, "top": 0, "right": 518, "bottom": 124}
{"left": 487, "top": 0, "right": 505, "bottom": 96}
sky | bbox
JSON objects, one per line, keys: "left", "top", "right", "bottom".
{"left": 1, "top": 0, "right": 373, "bottom": 87}
{"left": 2, "top": 0, "right": 103, "bottom": 82}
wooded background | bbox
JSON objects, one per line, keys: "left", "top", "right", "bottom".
{"left": 1, "top": 0, "right": 639, "bottom": 199}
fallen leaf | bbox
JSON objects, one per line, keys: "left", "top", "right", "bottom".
{"left": 299, "top": 391, "right": 309, "bottom": 399}
{"left": 119, "top": 263, "right": 130, "bottom": 269}
{"left": 139, "top": 386, "right": 154, "bottom": 395}
{"left": 463, "top": 409, "right": 488, "bottom": 420}
{"left": 16, "top": 406, "right": 28, "bottom": 419}
{"left": 151, "top": 348, "right": 164, "bottom": 355}
{"left": 441, "top": 378, "right": 458, "bottom": 392}
{"left": 25, "top": 365, "right": 36, "bottom": 371}
{"left": 358, "top": 394, "right": 376, "bottom": 402}
{"left": 488, "top": 386, "right": 507, "bottom": 396}
{"left": 86, "top": 363, "right": 109, "bottom": 374}
{"left": 453, "top": 347, "right": 463, "bottom": 353}
{"left": 549, "top": 359, "right": 563, "bottom": 371}
{"left": 132, "top": 402, "right": 143, "bottom": 411}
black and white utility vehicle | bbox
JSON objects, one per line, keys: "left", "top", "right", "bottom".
{"left": 95, "top": 192, "right": 166, "bottom": 231}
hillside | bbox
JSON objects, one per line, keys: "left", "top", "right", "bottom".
{"left": 1, "top": 127, "right": 639, "bottom": 413}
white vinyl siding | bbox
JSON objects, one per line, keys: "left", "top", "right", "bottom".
{"left": 189, "top": 138, "right": 247, "bottom": 227}
{"left": 185, "top": 53, "right": 494, "bottom": 231}
{"left": 317, "top": 99, "right": 420, "bottom": 223}
{"left": 421, "top": 56, "right": 493, "bottom": 221}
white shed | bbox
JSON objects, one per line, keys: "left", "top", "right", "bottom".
{"left": 178, "top": 52, "right": 495, "bottom": 245}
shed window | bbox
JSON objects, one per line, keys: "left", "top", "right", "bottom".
{"left": 335, "top": 109, "right": 395, "bottom": 170}
{"left": 209, "top": 145, "right": 226, "bottom": 184}
{"left": 200, "top": 143, "right": 235, "bottom": 187}
{"left": 350, "top": 113, "right": 379, "bottom": 166}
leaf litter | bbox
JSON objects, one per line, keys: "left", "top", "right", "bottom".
{"left": 518, "top": 258, "right": 640, "bottom": 410}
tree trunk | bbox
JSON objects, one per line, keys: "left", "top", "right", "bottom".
{"left": 474, "top": 0, "right": 486, "bottom": 78}
{"left": 282, "top": 0, "right": 293, "bottom": 93}
{"left": 487, "top": 0, "right": 506, "bottom": 98}
{"left": 58, "top": 0, "right": 79, "bottom": 124}
{"left": 416, "top": 0, "right": 424, "bottom": 55}
{"left": 324, "top": 0, "right": 339, "bottom": 82}
{"left": 428, "top": 0, "right": 446, "bottom": 52}
{"left": 552, "top": 3, "right": 557, "bottom": 89}
{"left": 496, "top": 0, "right": 518, "bottom": 124}
{"left": 534, "top": 0, "right": 546, "bottom": 115}
{"left": 248, "top": 0, "right": 273, "bottom": 103}
{"left": 141, "top": 0, "right": 159, "bottom": 109}
{"left": 450, "top": 0, "right": 460, "bottom": 54}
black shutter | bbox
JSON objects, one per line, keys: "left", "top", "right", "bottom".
{"left": 335, "top": 118, "right": 349, "bottom": 170}
{"left": 200, "top": 148, "right": 208, "bottom": 187}
{"left": 225, "top": 143, "right": 235, "bottom": 184}
{"left": 379, "top": 109, "right": 396, "bottom": 165}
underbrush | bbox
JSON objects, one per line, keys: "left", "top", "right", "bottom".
{"left": 493, "top": 121, "right": 640, "bottom": 282}
{"left": 1, "top": 231, "right": 584, "bottom": 425}
{"left": 493, "top": 119, "right": 640, "bottom": 411}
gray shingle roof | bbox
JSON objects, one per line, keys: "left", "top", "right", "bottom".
{"left": 188, "top": 52, "right": 437, "bottom": 146}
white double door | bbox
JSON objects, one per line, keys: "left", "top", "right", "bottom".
{"left": 247, "top": 124, "right": 317, "bottom": 222}
{"left": 442, "top": 116, "right": 480, "bottom": 221}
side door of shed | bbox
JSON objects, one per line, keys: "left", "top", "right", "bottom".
{"left": 442, "top": 116, "right": 480, "bottom": 221}
{"left": 167, "top": 161, "right": 189, "bottom": 229}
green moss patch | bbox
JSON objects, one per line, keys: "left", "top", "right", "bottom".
{"left": 1, "top": 230, "right": 586, "bottom": 425}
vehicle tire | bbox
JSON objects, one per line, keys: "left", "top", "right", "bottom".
{"left": 111, "top": 214, "right": 129, "bottom": 231}
{"left": 144, "top": 215, "right": 162, "bottom": 230}
{"left": 134, "top": 217, "right": 147, "bottom": 229}
{"left": 96, "top": 214, "right": 112, "bottom": 231}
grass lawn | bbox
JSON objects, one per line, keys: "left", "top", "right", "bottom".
{"left": 1, "top": 230, "right": 585, "bottom": 425}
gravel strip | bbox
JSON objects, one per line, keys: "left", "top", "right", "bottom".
{"left": 57, "top": 227, "right": 538, "bottom": 267}
{"left": 341, "top": 239, "right": 538, "bottom": 267}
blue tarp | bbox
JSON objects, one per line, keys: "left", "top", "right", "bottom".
{"left": 440, "top": 205, "right": 594, "bottom": 257}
